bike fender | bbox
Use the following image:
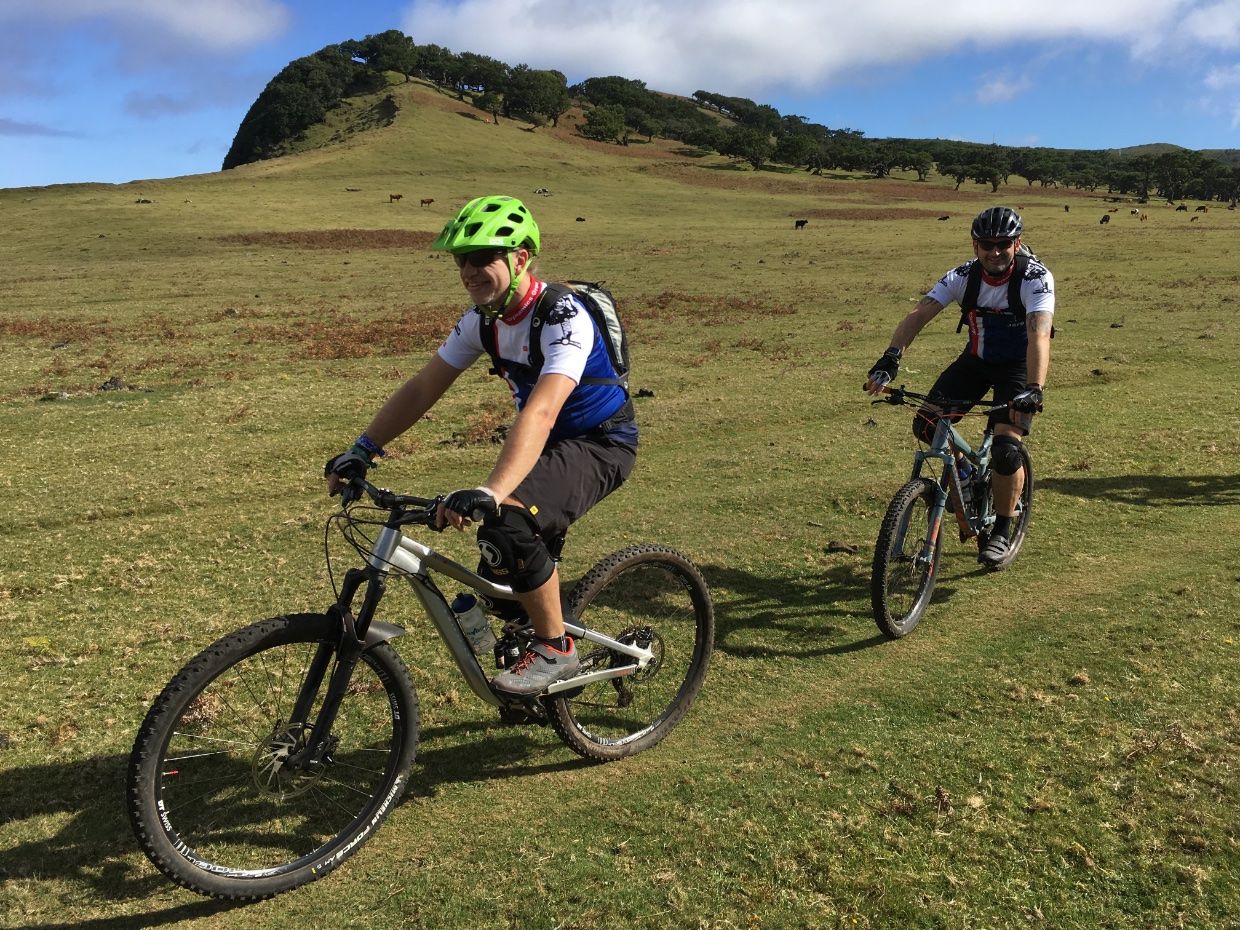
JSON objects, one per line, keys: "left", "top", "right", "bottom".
{"left": 363, "top": 620, "right": 407, "bottom": 649}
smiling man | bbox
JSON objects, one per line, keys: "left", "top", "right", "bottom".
{"left": 325, "top": 195, "right": 636, "bottom": 696}
{"left": 864, "top": 206, "right": 1055, "bottom": 566}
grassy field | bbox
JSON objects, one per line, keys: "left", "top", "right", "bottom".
{"left": 2, "top": 78, "right": 1237, "bottom": 930}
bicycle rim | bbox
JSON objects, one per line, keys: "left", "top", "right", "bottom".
{"left": 548, "top": 546, "right": 714, "bottom": 761}
{"left": 872, "top": 479, "right": 942, "bottom": 638}
{"left": 128, "top": 614, "right": 418, "bottom": 899}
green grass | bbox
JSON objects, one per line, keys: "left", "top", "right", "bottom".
{"left": 1, "top": 79, "right": 1237, "bottom": 930}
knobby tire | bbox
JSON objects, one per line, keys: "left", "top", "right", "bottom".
{"left": 127, "top": 613, "right": 419, "bottom": 900}
{"left": 548, "top": 545, "right": 714, "bottom": 762}
{"left": 872, "top": 478, "right": 943, "bottom": 638}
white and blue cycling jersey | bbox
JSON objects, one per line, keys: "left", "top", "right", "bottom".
{"left": 927, "top": 258, "right": 1055, "bottom": 363}
{"left": 438, "top": 279, "right": 636, "bottom": 445}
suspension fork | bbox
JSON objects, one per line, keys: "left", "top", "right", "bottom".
{"left": 284, "top": 565, "right": 388, "bottom": 767}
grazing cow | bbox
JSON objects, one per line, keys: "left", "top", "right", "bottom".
{"left": 1130, "top": 209, "right": 1139, "bottom": 215}
{"left": 135, "top": 198, "right": 152, "bottom": 204}
{"left": 937, "top": 215, "right": 950, "bottom": 221}
{"left": 1108, "top": 208, "right": 1119, "bottom": 213}
{"left": 1099, "top": 214, "right": 1110, "bottom": 225}
{"left": 1139, "top": 212, "right": 1148, "bottom": 222}
{"left": 389, "top": 193, "right": 403, "bottom": 203}
{"left": 576, "top": 216, "right": 585, "bottom": 222}
{"left": 1064, "top": 205, "right": 1070, "bottom": 212}
{"left": 1176, "top": 204, "right": 1188, "bottom": 211}
{"left": 419, "top": 197, "right": 434, "bottom": 207}
{"left": 794, "top": 219, "right": 808, "bottom": 230}
{"left": 1190, "top": 215, "right": 1199, "bottom": 222}
{"left": 533, "top": 187, "right": 550, "bottom": 195}
{"left": 1194, "top": 205, "right": 1208, "bottom": 212}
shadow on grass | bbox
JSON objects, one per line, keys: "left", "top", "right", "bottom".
{"left": 0, "top": 722, "right": 583, "bottom": 925}
{"left": 1039, "top": 473, "right": 1239, "bottom": 508}
{"left": 699, "top": 560, "right": 888, "bottom": 658}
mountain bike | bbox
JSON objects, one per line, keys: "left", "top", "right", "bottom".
{"left": 127, "top": 477, "right": 714, "bottom": 901}
{"left": 869, "top": 385, "right": 1034, "bottom": 638}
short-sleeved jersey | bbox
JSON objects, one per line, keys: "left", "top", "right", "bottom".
{"left": 927, "top": 258, "right": 1055, "bottom": 363}
{"left": 437, "top": 278, "right": 635, "bottom": 444}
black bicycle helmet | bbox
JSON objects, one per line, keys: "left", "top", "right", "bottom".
{"left": 971, "top": 206, "right": 1023, "bottom": 240}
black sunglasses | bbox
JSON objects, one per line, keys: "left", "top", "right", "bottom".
{"left": 453, "top": 248, "right": 508, "bottom": 269}
{"left": 975, "top": 238, "right": 1015, "bottom": 251}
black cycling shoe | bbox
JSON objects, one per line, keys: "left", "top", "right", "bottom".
{"left": 979, "top": 533, "right": 1010, "bottom": 566}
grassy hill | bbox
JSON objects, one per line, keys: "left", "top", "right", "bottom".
{"left": 1, "top": 76, "right": 1237, "bottom": 930}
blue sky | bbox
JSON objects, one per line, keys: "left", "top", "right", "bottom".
{"left": 2, "top": 0, "right": 1239, "bottom": 190}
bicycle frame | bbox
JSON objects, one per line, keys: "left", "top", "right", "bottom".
{"left": 360, "top": 523, "right": 658, "bottom": 706}
{"left": 909, "top": 414, "right": 996, "bottom": 555}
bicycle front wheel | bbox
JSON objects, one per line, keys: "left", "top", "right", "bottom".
{"left": 872, "top": 478, "right": 944, "bottom": 638}
{"left": 127, "top": 613, "right": 418, "bottom": 900}
{"left": 977, "top": 446, "right": 1034, "bottom": 572}
{"left": 549, "top": 545, "right": 714, "bottom": 762}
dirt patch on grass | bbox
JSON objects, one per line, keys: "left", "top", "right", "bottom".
{"left": 253, "top": 305, "right": 459, "bottom": 359}
{"left": 217, "top": 229, "right": 436, "bottom": 250}
{"left": 800, "top": 207, "right": 956, "bottom": 221}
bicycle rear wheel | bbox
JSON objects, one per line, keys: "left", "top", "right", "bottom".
{"left": 977, "top": 446, "right": 1034, "bottom": 572}
{"left": 127, "top": 613, "right": 418, "bottom": 900}
{"left": 548, "top": 545, "right": 714, "bottom": 762}
{"left": 872, "top": 478, "right": 944, "bottom": 638}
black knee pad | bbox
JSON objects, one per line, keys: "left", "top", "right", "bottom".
{"left": 991, "top": 435, "right": 1025, "bottom": 476}
{"left": 475, "top": 507, "right": 553, "bottom": 594}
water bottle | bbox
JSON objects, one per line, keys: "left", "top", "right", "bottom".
{"left": 451, "top": 593, "right": 496, "bottom": 656}
{"left": 957, "top": 459, "right": 975, "bottom": 509}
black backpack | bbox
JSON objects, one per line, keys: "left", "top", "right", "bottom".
{"left": 478, "top": 280, "right": 631, "bottom": 392}
{"left": 956, "top": 248, "right": 1031, "bottom": 334}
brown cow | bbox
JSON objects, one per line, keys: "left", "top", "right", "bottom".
{"left": 1194, "top": 205, "right": 1208, "bottom": 212}
{"left": 389, "top": 194, "right": 403, "bottom": 203}
{"left": 420, "top": 198, "right": 434, "bottom": 207}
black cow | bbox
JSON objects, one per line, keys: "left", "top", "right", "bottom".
{"left": 1099, "top": 214, "right": 1110, "bottom": 225}
{"left": 794, "top": 219, "right": 808, "bottom": 230}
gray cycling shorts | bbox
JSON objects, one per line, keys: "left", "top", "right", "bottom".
{"left": 511, "top": 437, "right": 636, "bottom": 539}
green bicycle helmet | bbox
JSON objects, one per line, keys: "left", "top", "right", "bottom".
{"left": 431, "top": 195, "right": 541, "bottom": 255}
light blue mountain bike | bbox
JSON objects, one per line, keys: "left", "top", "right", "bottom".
{"left": 869, "top": 385, "right": 1034, "bottom": 638}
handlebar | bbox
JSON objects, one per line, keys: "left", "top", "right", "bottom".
{"left": 869, "top": 384, "right": 1010, "bottom": 417}
{"left": 340, "top": 476, "right": 442, "bottom": 527}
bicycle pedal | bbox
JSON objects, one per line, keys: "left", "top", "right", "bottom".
{"left": 496, "top": 700, "right": 547, "bottom": 727}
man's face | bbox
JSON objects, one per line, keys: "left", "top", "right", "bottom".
{"left": 973, "top": 236, "right": 1018, "bottom": 275}
{"left": 455, "top": 248, "right": 512, "bottom": 306}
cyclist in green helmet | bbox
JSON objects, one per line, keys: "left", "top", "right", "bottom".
{"left": 325, "top": 195, "right": 636, "bottom": 697}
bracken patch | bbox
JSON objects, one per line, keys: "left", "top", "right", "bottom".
{"left": 216, "top": 229, "right": 437, "bottom": 250}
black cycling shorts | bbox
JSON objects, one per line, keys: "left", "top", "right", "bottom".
{"left": 924, "top": 352, "right": 1035, "bottom": 436}
{"left": 511, "top": 436, "right": 636, "bottom": 540}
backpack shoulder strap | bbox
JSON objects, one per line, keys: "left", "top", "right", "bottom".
{"left": 474, "top": 307, "right": 502, "bottom": 376}
{"left": 957, "top": 261, "right": 983, "bottom": 334}
{"left": 1007, "top": 252, "right": 1029, "bottom": 318}
{"left": 527, "top": 282, "right": 572, "bottom": 374}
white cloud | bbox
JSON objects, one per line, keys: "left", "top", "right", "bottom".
{"left": 1181, "top": 0, "right": 1240, "bottom": 48}
{"left": 400, "top": 0, "right": 1214, "bottom": 96}
{"left": 0, "top": 1, "right": 291, "bottom": 52}
{"left": 1205, "top": 63, "right": 1240, "bottom": 89}
{"left": 975, "top": 76, "right": 1033, "bottom": 106}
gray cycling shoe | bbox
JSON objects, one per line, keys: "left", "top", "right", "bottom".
{"left": 979, "top": 534, "right": 1010, "bottom": 566}
{"left": 491, "top": 638, "right": 579, "bottom": 697}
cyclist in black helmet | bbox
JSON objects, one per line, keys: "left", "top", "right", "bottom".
{"left": 864, "top": 206, "right": 1055, "bottom": 566}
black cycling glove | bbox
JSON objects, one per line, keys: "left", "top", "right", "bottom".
{"left": 443, "top": 487, "right": 498, "bottom": 522}
{"left": 324, "top": 446, "right": 374, "bottom": 482}
{"left": 867, "top": 347, "right": 902, "bottom": 388}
